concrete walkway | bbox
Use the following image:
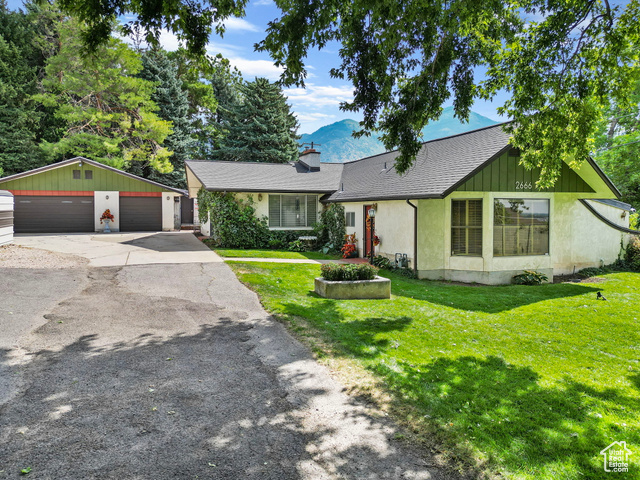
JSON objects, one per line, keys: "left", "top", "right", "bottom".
{"left": 15, "top": 231, "right": 222, "bottom": 267}
{"left": 223, "top": 257, "right": 370, "bottom": 264}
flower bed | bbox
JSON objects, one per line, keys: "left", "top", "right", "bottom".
{"left": 315, "top": 263, "right": 390, "bottom": 299}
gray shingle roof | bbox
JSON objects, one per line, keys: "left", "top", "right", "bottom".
{"left": 325, "top": 123, "right": 512, "bottom": 202}
{"left": 186, "top": 160, "right": 344, "bottom": 193}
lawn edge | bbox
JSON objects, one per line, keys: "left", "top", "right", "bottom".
{"left": 228, "top": 262, "right": 503, "bottom": 480}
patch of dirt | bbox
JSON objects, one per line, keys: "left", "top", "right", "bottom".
{"left": 553, "top": 274, "right": 608, "bottom": 284}
{"left": 0, "top": 244, "right": 88, "bottom": 269}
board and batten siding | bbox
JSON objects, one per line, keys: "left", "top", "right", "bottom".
{"left": 456, "top": 151, "right": 595, "bottom": 193}
{"left": 1, "top": 163, "right": 164, "bottom": 193}
{"left": 0, "top": 190, "right": 13, "bottom": 245}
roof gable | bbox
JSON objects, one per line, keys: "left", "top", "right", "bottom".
{"left": 0, "top": 157, "right": 184, "bottom": 194}
{"left": 454, "top": 150, "right": 595, "bottom": 194}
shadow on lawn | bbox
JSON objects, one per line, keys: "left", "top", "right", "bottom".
{"left": 374, "top": 355, "right": 640, "bottom": 477}
{"left": 382, "top": 271, "right": 602, "bottom": 313}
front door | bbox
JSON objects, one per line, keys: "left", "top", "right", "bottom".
{"left": 364, "top": 205, "right": 373, "bottom": 257}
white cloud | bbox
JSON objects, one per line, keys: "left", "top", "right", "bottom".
{"left": 223, "top": 18, "right": 261, "bottom": 32}
{"left": 295, "top": 112, "right": 336, "bottom": 123}
{"left": 227, "top": 57, "right": 284, "bottom": 80}
{"left": 284, "top": 84, "right": 354, "bottom": 108}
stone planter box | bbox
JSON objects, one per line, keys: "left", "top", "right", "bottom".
{"left": 314, "top": 276, "right": 391, "bottom": 299}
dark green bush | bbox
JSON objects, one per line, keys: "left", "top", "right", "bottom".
{"left": 371, "top": 255, "right": 392, "bottom": 269}
{"left": 320, "top": 263, "right": 379, "bottom": 281}
{"left": 512, "top": 270, "right": 548, "bottom": 285}
{"left": 394, "top": 267, "right": 417, "bottom": 279}
{"left": 624, "top": 236, "right": 640, "bottom": 271}
{"left": 317, "top": 204, "right": 346, "bottom": 253}
{"left": 197, "top": 189, "right": 269, "bottom": 249}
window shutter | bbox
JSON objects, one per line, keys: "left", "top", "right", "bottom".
{"left": 269, "top": 195, "right": 281, "bottom": 227}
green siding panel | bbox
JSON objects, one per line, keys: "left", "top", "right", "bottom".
{"left": 0, "top": 163, "right": 164, "bottom": 192}
{"left": 456, "top": 152, "right": 595, "bottom": 193}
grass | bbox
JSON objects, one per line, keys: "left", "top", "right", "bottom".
{"left": 213, "top": 248, "right": 341, "bottom": 260}
{"left": 228, "top": 262, "right": 640, "bottom": 480}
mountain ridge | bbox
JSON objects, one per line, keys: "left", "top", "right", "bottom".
{"left": 300, "top": 107, "right": 500, "bottom": 163}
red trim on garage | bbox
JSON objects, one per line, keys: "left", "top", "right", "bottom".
{"left": 119, "top": 192, "right": 163, "bottom": 197}
{"left": 8, "top": 190, "right": 164, "bottom": 197}
{"left": 9, "top": 190, "right": 94, "bottom": 196}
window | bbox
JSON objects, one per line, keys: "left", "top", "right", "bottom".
{"left": 345, "top": 212, "right": 355, "bottom": 227}
{"left": 451, "top": 199, "right": 482, "bottom": 256}
{"left": 268, "top": 195, "right": 318, "bottom": 228}
{"left": 72, "top": 170, "right": 81, "bottom": 179}
{"left": 85, "top": 170, "right": 93, "bottom": 179}
{"left": 493, "top": 199, "right": 549, "bottom": 256}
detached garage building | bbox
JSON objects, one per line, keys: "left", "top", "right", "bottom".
{"left": 0, "top": 157, "right": 184, "bottom": 233}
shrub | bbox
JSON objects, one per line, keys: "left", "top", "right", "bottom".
{"left": 371, "top": 255, "right": 392, "bottom": 269}
{"left": 512, "top": 270, "right": 548, "bottom": 285}
{"left": 320, "top": 263, "right": 378, "bottom": 281}
{"left": 394, "top": 267, "right": 417, "bottom": 279}
{"left": 624, "top": 236, "right": 640, "bottom": 271}
{"left": 288, "top": 239, "right": 308, "bottom": 252}
{"left": 318, "top": 204, "right": 346, "bottom": 253}
{"left": 630, "top": 212, "right": 638, "bottom": 231}
{"left": 197, "top": 189, "right": 269, "bottom": 249}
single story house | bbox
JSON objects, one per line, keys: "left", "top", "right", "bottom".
{"left": 185, "top": 123, "right": 636, "bottom": 284}
{"left": 0, "top": 157, "right": 185, "bottom": 233}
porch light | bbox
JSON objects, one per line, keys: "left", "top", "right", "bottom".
{"left": 368, "top": 208, "right": 376, "bottom": 218}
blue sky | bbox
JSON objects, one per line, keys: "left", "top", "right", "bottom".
{"left": 7, "top": 0, "right": 507, "bottom": 134}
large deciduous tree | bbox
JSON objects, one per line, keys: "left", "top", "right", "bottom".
{"left": 36, "top": 19, "right": 174, "bottom": 173}
{"left": 594, "top": 77, "right": 640, "bottom": 208}
{"left": 215, "top": 77, "right": 299, "bottom": 164}
{"left": 55, "top": 0, "right": 640, "bottom": 186}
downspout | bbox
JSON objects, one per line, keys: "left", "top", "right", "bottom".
{"left": 406, "top": 199, "right": 418, "bottom": 273}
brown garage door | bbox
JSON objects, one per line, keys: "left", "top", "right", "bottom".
{"left": 119, "top": 196, "right": 162, "bottom": 232}
{"left": 14, "top": 196, "right": 94, "bottom": 233}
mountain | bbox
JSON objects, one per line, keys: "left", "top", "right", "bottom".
{"left": 300, "top": 107, "right": 500, "bottom": 163}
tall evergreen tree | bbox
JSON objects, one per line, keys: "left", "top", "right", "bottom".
{"left": 138, "top": 48, "right": 195, "bottom": 187}
{"left": 215, "top": 77, "right": 299, "bottom": 164}
{"left": 36, "top": 18, "right": 173, "bottom": 173}
{"left": 0, "top": 1, "right": 62, "bottom": 176}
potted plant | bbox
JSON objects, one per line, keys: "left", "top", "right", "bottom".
{"left": 314, "top": 263, "right": 391, "bottom": 299}
{"left": 100, "top": 209, "right": 115, "bottom": 233}
{"left": 341, "top": 233, "right": 358, "bottom": 258}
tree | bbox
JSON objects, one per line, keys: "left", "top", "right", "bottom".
{"left": 138, "top": 48, "right": 195, "bottom": 187}
{"left": 54, "top": 0, "right": 639, "bottom": 186}
{"left": 215, "top": 77, "right": 299, "bottom": 164}
{"left": 36, "top": 19, "right": 174, "bottom": 173}
{"left": 594, "top": 76, "right": 640, "bottom": 208}
{"left": 0, "top": 1, "right": 63, "bottom": 176}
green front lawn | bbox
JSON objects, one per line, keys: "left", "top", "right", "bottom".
{"left": 214, "top": 248, "right": 341, "bottom": 260}
{"left": 229, "top": 262, "right": 640, "bottom": 480}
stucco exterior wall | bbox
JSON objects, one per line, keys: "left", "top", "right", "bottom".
{"left": 94, "top": 191, "right": 120, "bottom": 232}
{"left": 415, "top": 190, "right": 628, "bottom": 284}
{"left": 162, "top": 192, "right": 182, "bottom": 231}
{"left": 234, "top": 192, "right": 320, "bottom": 231}
{"left": 342, "top": 200, "right": 415, "bottom": 263}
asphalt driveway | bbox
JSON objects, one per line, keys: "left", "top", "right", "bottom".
{"left": 0, "top": 235, "right": 455, "bottom": 479}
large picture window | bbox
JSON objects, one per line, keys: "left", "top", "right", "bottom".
{"left": 269, "top": 194, "right": 317, "bottom": 228}
{"left": 493, "top": 199, "right": 549, "bottom": 256}
{"left": 451, "top": 199, "right": 482, "bottom": 256}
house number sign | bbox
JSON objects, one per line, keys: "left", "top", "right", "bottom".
{"left": 515, "top": 181, "right": 533, "bottom": 190}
